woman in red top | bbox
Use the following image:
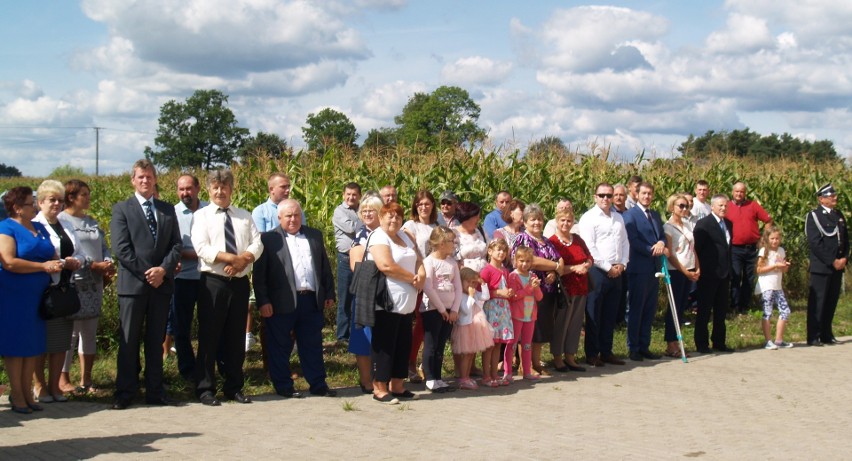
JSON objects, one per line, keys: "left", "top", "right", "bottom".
{"left": 548, "top": 208, "right": 593, "bottom": 372}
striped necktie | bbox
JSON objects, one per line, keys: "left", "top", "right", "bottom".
{"left": 143, "top": 200, "right": 157, "bottom": 241}
{"left": 221, "top": 207, "right": 237, "bottom": 254}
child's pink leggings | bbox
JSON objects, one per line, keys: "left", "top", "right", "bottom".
{"left": 505, "top": 319, "right": 534, "bottom": 377}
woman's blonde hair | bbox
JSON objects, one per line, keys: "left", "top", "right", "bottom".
{"left": 37, "top": 179, "right": 65, "bottom": 202}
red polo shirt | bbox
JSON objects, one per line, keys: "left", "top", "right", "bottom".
{"left": 727, "top": 199, "right": 771, "bottom": 245}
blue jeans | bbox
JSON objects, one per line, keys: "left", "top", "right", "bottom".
{"left": 336, "top": 252, "right": 354, "bottom": 341}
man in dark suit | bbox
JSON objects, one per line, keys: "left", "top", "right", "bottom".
{"left": 109, "top": 159, "right": 182, "bottom": 409}
{"left": 806, "top": 183, "right": 849, "bottom": 346}
{"left": 253, "top": 199, "right": 337, "bottom": 398}
{"left": 623, "top": 182, "right": 667, "bottom": 361}
{"left": 693, "top": 194, "right": 735, "bottom": 354}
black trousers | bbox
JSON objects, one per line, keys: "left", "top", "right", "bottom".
{"left": 807, "top": 271, "right": 843, "bottom": 343}
{"left": 695, "top": 276, "right": 729, "bottom": 349}
{"left": 421, "top": 309, "right": 452, "bottom": 381}
{"left": 371, "top": 310, "right": 413, "bottom": 382}
{"left": 115, "top": 291, "right": 171, "bottom": 401}
{"left": 195, "top": 273, "right": 250, "bottom": 398}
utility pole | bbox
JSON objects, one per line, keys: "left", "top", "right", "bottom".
{"left": 93, "top": 127, "right": 101, "bottom": 176}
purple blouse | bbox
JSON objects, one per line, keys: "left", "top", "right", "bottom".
{"left": 511, "top": 231, "right": 561, "bottom": 293}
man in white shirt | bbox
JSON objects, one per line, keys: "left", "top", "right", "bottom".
{"left": 691, "top": 180, "right": 712, "bottom": 222}
{"left": 170, "top": 174, "right": 207, "bottom": 380}
{"left": 191, "top": 169, "right": 263, "bottom": 406}
{"left": 253, "top": 199, "right": 337, "bottom": 398}
{"left": 578, "top": 183, "right": 630, "bottom": 367}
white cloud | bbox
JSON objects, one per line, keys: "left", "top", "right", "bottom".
{"left": 441, "top": 56, "right": 513, "bottom": 86}
{"left": 80, "top": 0, "right": 369, "bottom": 74}
{"left": 536, "top": 6, "right": 667, "bottom": 73}
{"left": 706, "top": 14, "right": 774, "bottom": 53}
{"left": 352, "top": 80, "right": 427, "bottom": 120}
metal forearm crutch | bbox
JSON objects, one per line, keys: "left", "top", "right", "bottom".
{"left": 656, "top": 255, "right": 688, "bottom": 363}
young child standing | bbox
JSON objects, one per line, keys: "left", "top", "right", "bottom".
{"left": 507, "top": 247, "right": 543, "bottom": 381}
{"left": 451, "top": 268, "right": 496, "bottom": 390}
{"left": 421, "top": 226, "right": 462, "bottom": 393}
{"left": 480, "top": 239, "right": 515, "bottom": 386}
{"left": 755, "top": 225, "right": 793, "bottom": 349}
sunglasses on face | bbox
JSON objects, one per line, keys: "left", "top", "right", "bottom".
{"left": 596, "top": 194, "right": 613, "bottom": 199}
{"left": 677, "top": 204, "right": 689, "bottom": 210}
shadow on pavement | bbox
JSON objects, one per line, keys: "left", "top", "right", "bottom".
{"left": 0, "top": 432, "right": 201, "bottom": 459}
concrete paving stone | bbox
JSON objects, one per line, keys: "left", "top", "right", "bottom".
{"left": 1, "top": 338, "right": 851, "bottom": 459}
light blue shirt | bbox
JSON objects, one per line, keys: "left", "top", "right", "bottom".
{"left": 482, "top": 209, "right": 506, "bottom": 239}
{"left": 175, "top": 199, "right": 207, "bottom": 280}
{"left": 252, "top": 198, "right": 307, "bottom": 233}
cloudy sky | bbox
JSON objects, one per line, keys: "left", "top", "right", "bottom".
{"left": 2, "top": 0, "right": 851, "bottom": 176}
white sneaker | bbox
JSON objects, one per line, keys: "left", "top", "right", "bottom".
{"left": 774, "top": 341, "right": 793, "bottom": 349}
{"left": 764, "top": 340, "right": 778, "bottom": 350}
{"left": 425, "top": 380, "right": 439, "bottom": 390}
{"left": 245, "top": 334, "right": 257, "bottom": 352}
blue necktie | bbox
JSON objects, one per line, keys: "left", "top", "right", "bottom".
{"left": 143, "top": 200, "right": 157, "bottom": 241}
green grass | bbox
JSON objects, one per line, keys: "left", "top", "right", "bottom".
{"left": 3, "top": 293, "right": 850, "bottom": 403}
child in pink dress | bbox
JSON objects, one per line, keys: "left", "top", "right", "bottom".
{"left": 451, "top": 267, "right": 495, "bottom": 390}
{"left": 506, "top": 247, "right": 543, "bottom": 381}
{"left": 480, "top": 239, "right": 515, "bottom": 387}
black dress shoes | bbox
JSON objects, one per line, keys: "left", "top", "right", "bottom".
{"left": 199, "top": 392, "right": 221, "bottom": 406}
{"left": 277, "top": 390, "right": 304, "bottom": 399}
{"left": 226, "top": 392, "right": 252, "bottom": 404}
{"left": 697, "top": 347, "right": 713, "bottom": 354}
{"left": 807, "top": 339, "right": 823, "bottom": 347}
{"left": 566, "top": 364, "right": 586, "bottom": 372}
{"left": 602, "top": 354, "right": 625, "bottom": 365}
{"left": 713, "top": 345, "right": 735, "bottom": 353}
{"left": 640, "top": 350, "right": 661, "bottom": 360}
{"left": 629, "top": 351, "right": 643, "bottom": 361}
{"left": 111, "top": 397, "right": 132, "bottom": 410}
{"left": 146, "top": 396, "right": 182, "bottom": 407}
{"left": 310, "top": 388, "right": 337, "bottom": 397}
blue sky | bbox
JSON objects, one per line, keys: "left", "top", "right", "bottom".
{"left": 1, "top": 0, "right": 851, "bottom": 176}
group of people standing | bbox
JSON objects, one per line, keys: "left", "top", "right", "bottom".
{"left": 0, "top": 162, "right": 847, "bottom": 413}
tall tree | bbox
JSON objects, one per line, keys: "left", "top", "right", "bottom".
{"left": 361, "top": 127, "right": 398, "bottom": 153}
{"left": 239, "top": 131, "right": 291, "bottom": 161}
{"left": 145, "top": 89, "right": 249, "bottom": 170}
{"left": 301, "top": 108, "right": 358, "bottom": 155}
{"left": 394, "top": 85, "right": 486, "bottom": 150}
{"left": 677, "top": 128, "right": 839, "bottom": 161}
{"left": 527, "top": 136, "right": 568, "bottom": 158}
{"left": 0, "top": 163, "right": 22, "bottom": 178}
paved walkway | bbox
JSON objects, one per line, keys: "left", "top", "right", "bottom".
{"left": 1, "top": 338, "right": 851, "bottom": 460}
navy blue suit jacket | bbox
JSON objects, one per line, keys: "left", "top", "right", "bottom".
{"left": 624, "top": 205, "right": 665, "bottom": 275}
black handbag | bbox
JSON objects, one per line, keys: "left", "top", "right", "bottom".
{"left": 39, "top": 269, "right": 81, "bottom": 320}
{"left": 554, "top": 276, "right": 571, "bottom": 310}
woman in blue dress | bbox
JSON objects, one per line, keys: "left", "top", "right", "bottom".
{"left": 0, "top": 187, "right": 63, "bottom": 414}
